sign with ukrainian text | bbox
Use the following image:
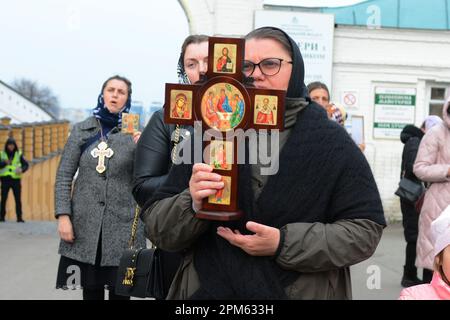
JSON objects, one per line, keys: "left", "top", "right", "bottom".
{"left": 255, "top": 10, "right": 334, "bottom": 90}
{"left": 373, "top": 87, "right": 416, "bottom": 139}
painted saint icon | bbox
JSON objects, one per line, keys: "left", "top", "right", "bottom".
{"left": 210, "top": 140, "right": 232, "bottom": 171}
{"left": 230, "top": 93, "right": 244, "bottom": 128}
{"left": 214, "top": 44, "right": 237, "bottom": 74}
{"left": 254, "top": 95, "right": 278, "bottom": 125}
{"left": 121, "top": 113, "right": 140, "bottom": 134}
{"left": 208, "top": 176, "right": 231, "bottom": 205}
{"left": 201, "top": 83, "right": 245, "bottom": 131}
{"left": 170, "top": 90, "right": 193, "bottom": 120}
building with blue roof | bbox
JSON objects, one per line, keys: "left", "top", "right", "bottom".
{"left": 264, "top": 0, "right": 450, "bottom": 30}
{"left": 180, "top": 0, "right": 450, "bottom": 219}
{"left": 261, "top": 0, "right": 450, "bottom": 218}
{"left": 320, "top": 0, "right": 450, "bottom": 31}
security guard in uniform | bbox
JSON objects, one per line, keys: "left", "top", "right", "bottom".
{"left": 0, "top": 138, "right": 29, "bottom": 222}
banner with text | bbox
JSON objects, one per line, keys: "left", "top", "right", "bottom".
{"left": 255, "top": 10, "right": 334, "bottom": 90}
{"left": 373, "top": 87, "right": 416, "bottom": 139}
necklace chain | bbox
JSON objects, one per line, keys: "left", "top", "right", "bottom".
{"left": 96, "top": 119, "right": 106, "bottom": 142}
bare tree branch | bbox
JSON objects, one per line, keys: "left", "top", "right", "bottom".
{"left": 10, "top": 78, "right": 61, "bottom": 118}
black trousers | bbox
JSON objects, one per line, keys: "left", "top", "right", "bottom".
{"left": 81, "top": 230, "right": 129, "bottom": 300}
{"left": 0, "top": 177, "right": 22, "bottom": 220}
{"left": 404, "top": 241, "right": 417, "bottom": 276}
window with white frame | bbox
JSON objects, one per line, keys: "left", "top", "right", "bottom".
{"left": 428, "top": 85, "right": 450, "bottom": 116}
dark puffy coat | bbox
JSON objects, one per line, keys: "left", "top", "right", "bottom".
{"left": 399, "top": 125, "right": 424, "bottom": 243}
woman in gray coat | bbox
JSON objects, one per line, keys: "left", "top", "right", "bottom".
{"left": 55, "top": 75, "right": 145, "bottom": 300}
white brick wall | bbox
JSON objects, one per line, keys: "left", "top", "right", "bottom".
{"left": 178, "top": 0, "right": 263, "bottom": 36}
{"left": 333, "top": 26, "right": 450, "bottom": 220}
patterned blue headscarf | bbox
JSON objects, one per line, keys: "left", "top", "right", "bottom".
{"left": 177, "top": 54, "right": 191, "bottom": 85}
{"left": 92, "top": 91, "right": 132, "bottom": 129}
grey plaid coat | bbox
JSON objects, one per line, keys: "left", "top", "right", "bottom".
{"left": 55, "top": 116, "right": 145, "bottom": 266}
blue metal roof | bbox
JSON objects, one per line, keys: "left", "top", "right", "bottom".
{"left": 319, "top": 0, "right": 450, "bottom": 30}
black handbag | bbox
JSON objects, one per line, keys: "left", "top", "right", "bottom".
{"left": 395, "top": 177, "right": 425, "bottom": 203}
{"left": 115, "top": 207, "right": 165, "bottom": 299}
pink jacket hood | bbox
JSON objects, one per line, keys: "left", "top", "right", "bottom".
{"left": 399, "top": 273, "right": 450, "bottom": 300}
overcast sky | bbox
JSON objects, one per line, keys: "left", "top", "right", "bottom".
{"left": 0, "top": 0, "right": 365, "bottom": 110}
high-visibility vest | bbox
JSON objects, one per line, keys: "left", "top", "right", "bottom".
{"left": 0, "top": 151, "right": 22, "bottom": 179}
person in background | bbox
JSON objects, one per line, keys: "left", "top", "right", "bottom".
{"left": 398, "top": 116, "right": 442, "bottom": 286}
{"left": 55, "top": 75, "right": 145, "bottom": 300}
{"left": 414, "top": 98, "right": 450, "bottom": 284}
{"left": 132, "top": 35, "right": 209, "bottom": 298}
{"left": 399, "top": 204, "right": 450, "bottom": 300}
{"left": 133, "top": 34, "right": 209, "bottom": 206}
{"left": 0, "top": 137, "right": 29, "bottom": 223}
{"left": 399, "top": 124, "right": 425, "bottom": 287}
{"left": 307, "top": 81, "right": 345, "bottom": 124}
{"left": 400, "top": 116, "right": 442, "bottom": 287}
{"left": 421, "top": 115, "right": 442, "bottom": 132}
{"left": 307, "top": 81, "right": 330, "bottom": 109}
{"left": 307, "top": 82, "right": 364, "bottom": 151}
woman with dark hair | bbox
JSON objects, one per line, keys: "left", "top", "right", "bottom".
{"left": 0, "top": 137, "right": 29, "bottom": 222}
{"left": 55, "top": 75, "right": 145, "bottom": 300}
{"left": 132, "top": 35, "right": 209, "bottom": 298}
{"left": 307, "top": 81, "right": 330, "bottom": 108}
{"left": 133, "top": 34, "right": 209, "bottom": 206}
{"left": 307, "top": 81, "right": 348, "bottom": 126}
{"left": 141, "top": 27, "right": 385, "bottom": 300}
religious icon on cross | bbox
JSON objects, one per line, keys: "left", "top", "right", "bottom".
{"left": 164, "top": 37, "right": 286, "bottom": 221}
{"left": 91, "top": 141, "right": 114, "bottom": 174}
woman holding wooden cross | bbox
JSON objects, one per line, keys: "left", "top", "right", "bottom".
{"left": 142, "top": 27, "right": 386, "bottom": 300}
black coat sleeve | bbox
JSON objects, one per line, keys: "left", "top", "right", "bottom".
{"left": 132, "top": 109, "right": 174, "bottom": 207}
{"left": 20, "top": 155, "right": 29, "bottom": 173}
{"left": 403, "top": 137, "right": 420, "bottom": 180}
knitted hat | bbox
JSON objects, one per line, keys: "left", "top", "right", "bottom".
{"left": 431, "top": 205, "right": 450, "bottom": 257}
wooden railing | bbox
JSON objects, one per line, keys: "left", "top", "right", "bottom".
{"left": 0, "top": 117, "right": 70, "bottom": 221}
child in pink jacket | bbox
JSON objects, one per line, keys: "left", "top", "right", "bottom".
{"left": 399, "top": 205, "right": 450, "bottom": 300}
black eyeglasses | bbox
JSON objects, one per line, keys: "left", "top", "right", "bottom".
{"left": 242, "top": 58, "right": 293, "bottom": 76}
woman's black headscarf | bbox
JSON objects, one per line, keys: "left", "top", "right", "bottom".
{"left": 149, "top": 26, "right": 384, "bottom": 300}
{"left": 245, "top": 26, "right": 308, "bottom": 99}
{"left": 188, "top": 27, "right": 312, "bottom": 300}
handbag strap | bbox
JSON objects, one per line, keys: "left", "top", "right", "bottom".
{"left": 127, "top": 125, "right": 181, "bottom": 250}
{"left": 171, "top": 125, "right": 181, "bottom": 164}
{"left": 128, "top": 205, "right": 157, "bottom": 250}
{"left": 128, "top": 206, "right": 141, "bottom": 249}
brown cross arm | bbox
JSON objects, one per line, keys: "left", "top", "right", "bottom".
{"left": 246, "top": 87, "right": 286, "bottom": 131}
{"left": 164, "top": 83, "right": 202, "bottom": 126}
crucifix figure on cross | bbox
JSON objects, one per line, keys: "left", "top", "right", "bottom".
{"left": 164, "top": 36, "right": 286, "bottom": 221}
{"left": 91, "top": 141, "right": 114, "bottom": 174}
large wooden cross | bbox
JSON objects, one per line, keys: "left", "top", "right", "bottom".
{"left": 164, "top": 37, "right": 285, "bottom": 221}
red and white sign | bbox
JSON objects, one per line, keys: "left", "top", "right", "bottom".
{"left": 341, "top": 91, "right": 359, "bottom": 109}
